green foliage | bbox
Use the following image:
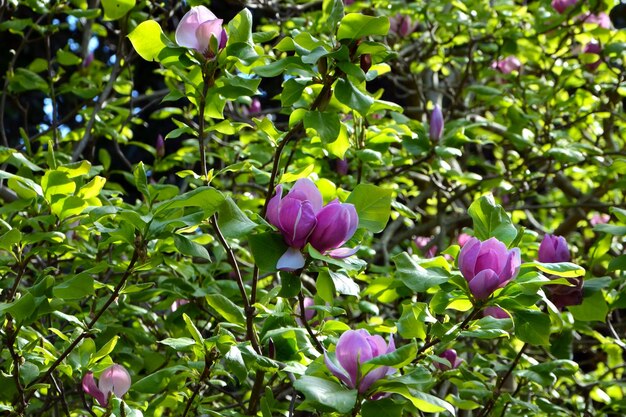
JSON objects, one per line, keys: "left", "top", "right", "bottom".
{"left": 0, "top": 0, "right": 624, "bottom": 416}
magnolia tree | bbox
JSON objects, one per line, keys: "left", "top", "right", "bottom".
{"left": 1, "top": 0, "right": 625, "bottom": 416}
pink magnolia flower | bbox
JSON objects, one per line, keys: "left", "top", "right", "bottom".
{"left": 458, "top": 237, "right": 521, "bottom": 300}
{"left": 538, "top": 234, "right": 570, "bottom": 263}
{"left": 429, "top": 105, "right": 444, "bottom": 141}
{"left": 552, "top": 0, "right": 578, "bottom": 14}
{"left": 324, "top": 329, "right": 395, "bottom": 393}
{"left": 483, "top": 306, "right": 511, "bottom": 319}
{"left": 389, "top": 14, "right": 416, "bottom": 38}
{"left": 82, "top": 364, "right": 131, "bottom": 407}
{"left": 266, "top": 179, "right": 358, "bottom": 270}
{"left": 414, "top": 236, "right": 437, "bottom": 258}
{"left": 579, "top": 12, "right": 611, "bottom": 29}
{"left": 457, "top": 233, "right": 472, "bottom": 247}
{"left": 582, "top": 40, "right": 602, "bottom": 71}
{"left": 434, "top": 349, "right": 463, "bottom": 371}
{"left": 491, "top": 56, "right": 522, "bottom": 74}
{"left": 590, "top": 213, "right": 610, "bottom": 226}
{"left": 175, "top": 6, "right": 227, "bottom": 57}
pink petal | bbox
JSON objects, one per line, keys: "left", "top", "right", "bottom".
{"left": 276, "top": 247, "right": 305, "bottom": 271}
{"left": 288, "top": 179, "right": 323, "bottom": 213}
{"left": 82, "top": 372, "right": 107, "bottom": 407}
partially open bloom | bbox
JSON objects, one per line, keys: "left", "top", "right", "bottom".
{"left": 459, "top": 237, "right": 521, "bottom": 300}
{"left": 82, "top": 364, "right": 131, "bottom": 407}
{"left": 429, "top": 105, "right": 444, "bottom": 142}
{"left": 552, "top": 0, "right": 577, "bottom": 14}
{"left": 267, "top": 179, "right": 358, "bottom": 270}
{"left": 583, "top": 40, "right": 602, "bottom": 71}
{"left": 389, "top": 14, "right": 416, "bottom": 38}
{"left": 579, "top": 12, "right": 612, "bottom": 29}
{"left": 491, "top": 56, "right": 521, "bottom": 74}
{"left": 538, "top": 235, "right": 582, "bottom": 309}
{"left": 175, "top": 6, "right": 227, "bottom": 57}
{"left": 324, "top": 329, "right": 395, "bottom": 394}
{"left": 156, "top": 134, "right": 165, "bottom": 159}
{"left": 590, "top": 213, "right": 610, "bottom": 226}
{"left": 434, "top": 349, "right": 463, "bottom": 371}
{"left": 483, "top": 306, "right": 511, "bottom": 319}
{"left": 414, "top": 236, "right": 437, "bottom": 258}
{"left": 538, "top": 234, "right": 570, "bottom": 263}
{"left": 457, "top": 233, "right": 472, "bottom": 248}
{"left": 295, "top": 297, "right": 316, "bottom": 326}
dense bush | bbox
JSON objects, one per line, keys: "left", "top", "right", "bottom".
{"left": 1, "top": 0, "right": 625, "bottom": 416}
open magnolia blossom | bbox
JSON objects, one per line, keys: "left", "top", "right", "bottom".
{"left": 324, "top": 329, "right": 396, "bottom": 394}
{"left": 434, "top": 349, "right": 463, "bottom": 371}
{"left": 266, "top": 178, "right": 358, "bottom": 271}
{"left": 459, "top": 237, "right": 521, "bottom": 300}
{"left": 82, "top": 364, "right": 131, "bottom": 407}
{"left": 491, "top": 55, "right": 522, "bottom": 74}
{"left": 175, "top": 6, "right": 227, "bottom": 56}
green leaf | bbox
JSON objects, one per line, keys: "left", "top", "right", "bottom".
{"left": 346, "top": 184, "right": 391, "bottom": 233}
{"left": 249, "top": 232, "right": 288, "bottom": 273}
{"left": 278, "top": 272, "right": 301, "bottom": 298}
{"left": 397, "top": 302, "right": 436, "bottom": 340}
{"left": 367, "top": 340, "right": 417, "bottom": 367}
{"left": 530, "top": 261, "right": 585, "bottom": 278}
{"left": 281, "top": 78, "right": 307, "bottom": 107}
{"left": 227, "top": 8, "right": 253, "bottom": 44}
{"left": 217, "top": 197, "right": 257, "bottom": 239}
{"left": 133, "top": 162, "right": 150, "bottom": 200}
{"left": 569, "top": 291, "right": 608, "bottom": 322}
{"left": 93, "top": 336, "right": 119, "bottom": 361}
{"left": 158, "top": 337, "right": 197, "bottom": 350}
{"left": 362, "top": 398, "right": 403, "bottom": 417}
{"left": 304, "top": 111, "right": 341, "bottom": 143}
{"left": 0, "top": 229, "right": 21, "bottom": 251}
{"left": 41, "top": 170, "right": 75, "bottom": 201}
{"left": 382, "top": 385, "right": 456, "bottom": 414}
{"left": 128, "top": 20, "right": 169, "bottom": 62}
{"left": 294, "top": 376, "right": 357, "bottom": 414}
{"left": 101, "top": 0, "right": 135, "bottom": 20}
{"left": 53, "top": 272, "right": 94, "bottom": 300}
{"left": 182, "top": 313, "right": 204, "bottom": 345}
{"left": 337, "top": 13, "right": 390, "bottom": 40}
{"left": 513, "top": 309, "right": 551, "bottom": 346}
{"left": 468, "top": 194, "right": 517, "bottom": 246}
{"left": 173, "top": 234, "right": 211, "bottom": 261}
{"left": 322, "top": 0, "right": 344, "bottom": 33}
{"left": 154, "top": 186, "right": 224, "bottom": 216}
{"left": 205, "top": 294, "right": 246, "bottom": 326}
{"left": 317, "top": 269, "right": 360, "bottom": 297}
{"left": 393, "top": 252, "right": 449, "bottom": 292}
{"left": 334, "top": 78, "right": 373, "bottom": 117}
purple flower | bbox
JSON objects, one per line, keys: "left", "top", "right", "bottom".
{"left": 429, "top": 105, "right": 444, "bottom": 142}
{"left": 156, "top": 134, "right": 165, "bottom": 159}
{"left": 434, "top": 349, "right": 463, "bottom": 371}
{"left": 171, "top": 299, "right": 189, "bottom": 312}
{"left": 483, "top": 306, "right": 510, "bottom": 319}
{"left": 538, "top": 234, "right": 570, "bottom": 263}
{"left": 295, "top": 297, "right": 317, "bottom": 326}
{"left": 249, "top": 98, "right": 262, "bottom": 115}
{"left": 457, "top": 233, "right": 472, "bottom": 248}
{"left": 579, "top": 12, "right": 612, "bottom": 29}
{"left": 82, "top": 53, "right": 94, "bottom": 68}
{"left": 175, "top": 6, "right": 227, "bottom": 57}
{"left": 590, "top": 213, "right": 610, "bottom": 226}
{"left": 308, "top": 200, "right": 358, "bottom": 256}
{"left": 491, "top": 56, "right": 522, "bottom": 74}
{"left": 389, "top": 14, "right": 416, "bottom": 38}
{"left": 547, "top": 278, "right": 583, "bottom": 310}
{"left": 266, "top": 179, "right": 358, "bottom": 270}
{"left": 414, "top": 236, "right": 437, "bottom": 258}
{"left": 335, "top": 158, "right": 349, "bottom": 176}
{"left": 82, "top": 364, "right": 131, "bottom": 407}
{"left": 583, "top": 40, "right": 602, "bottom": 71}
{"left": 324, "top": 329, "right": 395, "bottom": 394}
{"left": 552, "top": 0, "right": 578, "bottom": 14}
{"left": 458, "top": 237, "right": 521, "bottom": 300}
